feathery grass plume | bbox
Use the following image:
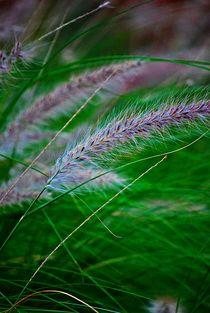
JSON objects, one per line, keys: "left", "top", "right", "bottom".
{"left": 0, "top": 189, "right": 40, "bottom": 206}
{"left": 149, "top": 297, "right": 184, "bottom": 313}
{"left": 3, "top": 61, "right": 141, "bottom": 139}
{"left": 49, "top": 100, "right": 210, "bottom": 189}
{"left": 119, "top": 54, "right": 208, "bottom": 93}
{"left": 9, "top": 165, "right": 48, "bottom": 188}
{"left": 0, "top": 128, "right": 69, "bottom": 155}
{"left": 49, "top": 164, "right": 125, "bottom": 192}
{"left": 0, "top": 166, "right": 48, "bottom": 206}
{"left": 0, "top": 129, "right": 67, "bottom": 156}
{"left": 0, "top": 156, "right": 123, "bottom": 203}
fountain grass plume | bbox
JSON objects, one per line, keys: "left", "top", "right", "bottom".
{"left": 49, "top": 164, "right": 125, "bottom": 192}
{"left": 49, "top": 100, "right": 210, "bottom": 189}
{"left": 4, "top": 61, "right": 141, "bottom": 139}
{"left": 0, "top": 189, "right": 40, "bottom": 206}
{"left": 0, "top": 164, "right": 123, "bottom": 206}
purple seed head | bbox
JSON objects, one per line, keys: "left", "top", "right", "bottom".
{"left": 50, "top": 101, "right": 210, "bottom": 185}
